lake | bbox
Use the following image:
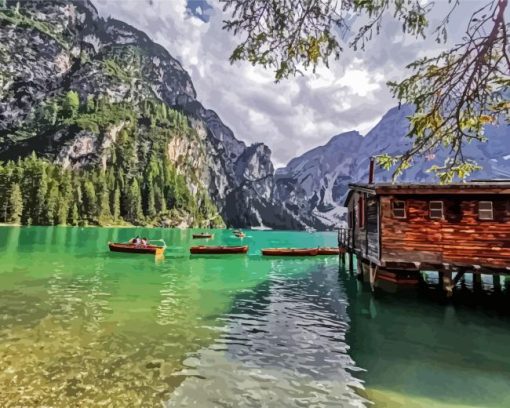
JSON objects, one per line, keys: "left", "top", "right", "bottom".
{"left": 1, "top": 226, "right": 510, "bottom": 407}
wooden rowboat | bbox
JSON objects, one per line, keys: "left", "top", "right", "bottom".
{"left": 192, "top": 233, "right": 214, "bottom": 239}
{"left": 317, "top": 247, "right": 343, "bottom": 255}
{"left": 376, "top": 270, "right": 420, "bottom": 286}
{"left": 234, "top": 232, "right": 246, "bottom": 238}
{"left": 190, "top": 245, "right": 248, "bottom": 254}
{"left": 109, "top": 242, "right": 165, "bottom": 256}
{"left": 261, "top": 248, "right": 318, "bottom": 256}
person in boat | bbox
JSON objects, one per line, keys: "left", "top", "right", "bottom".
{"left": 141, "top": 237, "right": 148, "bottom": 247}
{"left": 130, "top": 236, "right": 141, "bottom": 245}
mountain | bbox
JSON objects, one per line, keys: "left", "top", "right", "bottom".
{"left": 0, "top": 0, "right": 302, "bottom": 228}
{"left": 275, "top": 104, "right": 510, "bottom": 228}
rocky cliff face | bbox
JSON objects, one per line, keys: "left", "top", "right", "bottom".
{"left": 275, "top": 104, "right": 510, "bottom": 228}
{"left": 0, "top": 0, "right": 300, "bottom": 228}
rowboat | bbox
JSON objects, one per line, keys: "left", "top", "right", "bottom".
{"left": 190, "top": 245, "right": 248, "bottom": 254}
{"left": 376, "top": 270, "right": 420, "bottom": 286}
{"left": 109, "top": 242, "right": 165, "bottom": 255}
{"left": 192, "top": 233, "right": 214, "bottom": 239}
{"left": 234, "top": 232, "right": 246, "bottom": 238}
{"left": 317, "top": 247, "right": 343, "bottom": 255}
{"left": 261, "top": 248, "right": 318, "bottom": 256}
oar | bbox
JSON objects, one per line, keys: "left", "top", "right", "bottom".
{"left": 149, "top": 239, "right": 167, "bottom": 248}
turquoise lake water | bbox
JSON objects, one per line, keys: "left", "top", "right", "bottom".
{"left": 1, "top": 226, "right": 510, "bottom": 407}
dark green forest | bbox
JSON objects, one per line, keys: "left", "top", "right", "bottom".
{"left": 0, "top": 91, "right": 224, "bottom": 228}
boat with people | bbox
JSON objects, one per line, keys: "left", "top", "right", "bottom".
{"left": 192, "top": 232, "right": 214, "bottom": 239}
{"left": 261, "top": 248, "right": 318, "bottom": 256}
{"left": 109, "top": 236, "right": 166, "bottom": 255}
{"left": 233, "top": 231, "right": 246, "bottom": 238}
{"left": 109, "top": 242, "right": 165, "bottom": 255}
{"left": 190, "top": 245, "right": 248, "bottom": 254}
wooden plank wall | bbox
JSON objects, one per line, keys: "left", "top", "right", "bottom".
{"left": 350, "top": 191, "right": 379, "bottom": 264}
{"left": 380, "top": 195, "right": 510, "bottom": 269}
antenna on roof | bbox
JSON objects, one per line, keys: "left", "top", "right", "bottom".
{"left": 368, "top": 156, "right": 375, "bottom": 184}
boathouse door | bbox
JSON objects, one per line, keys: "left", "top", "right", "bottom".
{"left": 366, "top": 197, "right": 379, "bottom": 262}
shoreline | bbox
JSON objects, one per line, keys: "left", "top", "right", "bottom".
{"left": 0, "top": 224, "right": 338, "bottom": 233}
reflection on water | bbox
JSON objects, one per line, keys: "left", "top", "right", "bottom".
{"left": 167, "top": 259, "right": 368, "bottom": 407}
{"left": 1, "top": 227, "right": 510, "bottom": 407}
{"left": 343, "top": 271, "right": 510, "bottom": 408}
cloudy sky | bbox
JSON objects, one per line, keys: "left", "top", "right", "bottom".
{"left": 93, "top": 0, "right": 487, "bottom": 168}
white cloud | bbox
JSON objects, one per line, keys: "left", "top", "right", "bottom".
{"left": 91, "top": 0, "right": 489, "bottom": 168}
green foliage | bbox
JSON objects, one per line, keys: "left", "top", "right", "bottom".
{"left": 126, "top": 179, "right": 143, "bottom": 224}
{"left": 63, "top": 90, "right": 80, "bottom": 119}
{"left": 69, "top": 203, "right": 79, "bottom": 226}
{"left": 7, "top": 183, "right": 22, "bottom": 224}
{"left": 112, "top": 188, "right": 121, "bottom": 221}
{"left": 103, "top": 58, "right": 132, "bottom": 83}
{"left": 221, "top": 0, "right": 430, "bottom": 81}
{"left": 86, "top": 95, "right": 95, "bottom": 113}
{"left": 386, "top": 0, "right": 509, "bottom": 181}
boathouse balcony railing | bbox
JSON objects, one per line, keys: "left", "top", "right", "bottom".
{"left": 338, "top": 227, "right": 352, "bottom": 249}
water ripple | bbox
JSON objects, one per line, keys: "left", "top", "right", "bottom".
{"left": 166, "top": 263, "right": 369, "bottom": 407}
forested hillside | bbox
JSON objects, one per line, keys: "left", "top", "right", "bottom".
{"left": 0, "top": 93, "right": 223, "bottom": 227}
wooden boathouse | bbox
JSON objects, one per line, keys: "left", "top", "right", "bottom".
{"left": 339, "top": 180, "right": 510, "bottom": 293}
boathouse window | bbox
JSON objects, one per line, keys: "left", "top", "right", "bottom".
{"left": 479, "top": 201, "right": 493, "bottom": 220}
{"left": 429, "top": 201, "right": 443, "bottom": 219}
{"left": 391, "top": 200, "right": 406, "bottom": 219}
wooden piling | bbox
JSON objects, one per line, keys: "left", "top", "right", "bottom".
{"left": 473, "top": 273, "right": 482, "bottom": 292}
{"left": 357, "top": 258, "right": 364, "bottom": 282}
{"left": 438, "top": 272, "right": 444, "bottom": 291}
{"left": 442, "top": 271, "right": 454, "bottom": 297}
{"left": 493, "top": 274, "right": 502, "bottom": 292}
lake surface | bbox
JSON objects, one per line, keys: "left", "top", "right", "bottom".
{"left": 1, "top": 227, "right": 510, "bottom": 407}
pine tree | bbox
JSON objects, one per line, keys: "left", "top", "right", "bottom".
{"left": 0, "top": 168, "right": 10, "bottom": 222}
{"left": 34, "top": 165, "right": 48, "bottom": 225}
{"left": 45, "top": 184, "right": 59, "bottom": 225}
{"left": 145, "top": 182, "right": 156, "bottom": 218}
{"left": 86, "top": 95, "right": 95, "bottom": 113}
{"left": 154, "top": 185, "right": 166, "bottom": 214}
{"left": 82, "top": 180, "right": 97, "bottom": 222}
{"left": 63, "top": 90, "right": 80, "bottom": 119}
{"left": 127, "top": 179, "right": 143, "bottom": 223}
{"left": 57, "top": 199, "right": 68, "bottom": 226}
{"left": 7, "top": 183, "right": 23, "bottom": 224}
{"left": 69, "top": 203, "right": 79, "bottom": 226}
{"left": 112, "top": 187, "right": 121, "bottom": 221}
{"left": 98, "top": 186, "right": 112, "bottom": 225}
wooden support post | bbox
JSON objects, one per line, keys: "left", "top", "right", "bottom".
{"left": 357, "top": 258, "right": 364, "bottom": 282}
{"left": 473, "top": 272, "right": 482, "bottom": 292}
{"left": 348, "top": 252, "right": 354, "bottom": 275}
{"left": 437, "top": 272, "right": 444, "bottom": 290}
{"left": 369, "top": 264, "right": 378, "bottom": 292}
{"left": 442, "top": 271, "right": 453, "bottom": 297}
{"left": 493, "top": 274, "right": 502, "bottom": 293}
{"left": 452, "top": 270, "right": 466, "bottom": 286}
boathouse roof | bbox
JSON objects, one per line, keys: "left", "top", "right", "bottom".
{"left": 345, "top": 180, "right": 510, "bottom": 205}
